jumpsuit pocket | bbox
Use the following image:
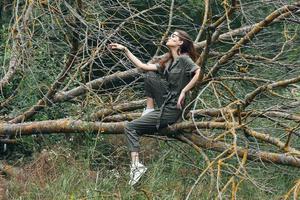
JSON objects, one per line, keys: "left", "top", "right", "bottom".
{"left": 168, "top": 68, "right": 183, "bottom": 88}
{"left": 169, "top": 68, "right": 182, "bottom": 73}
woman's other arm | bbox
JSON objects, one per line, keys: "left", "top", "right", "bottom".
{"left": 177, "top": 68, "right": 200, "bottom": 109}
{"left": 182, "top": 68, "right": 200, "bottom": 94}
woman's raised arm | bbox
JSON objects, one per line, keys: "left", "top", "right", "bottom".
{"left": 108, "top": 43, "right": 157, "bottom": 71}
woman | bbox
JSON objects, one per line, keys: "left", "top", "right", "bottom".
{"left": 109, "top": 30, "right": 200, "bottom": 186}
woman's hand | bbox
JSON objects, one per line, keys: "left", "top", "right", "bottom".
{"left": 108, "top": 43, "right": 127, "bottom": 52}
{"left": 177, "top": 91, "right": 185, "bottom": 110}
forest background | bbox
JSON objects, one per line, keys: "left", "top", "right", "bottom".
{"left": 0, "top": 0, "right": 300, "bottom": 199}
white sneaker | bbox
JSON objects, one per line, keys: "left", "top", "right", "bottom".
{"left": 129, "top": 162, "right": 148, "bottom": 186}
{"left": 141, "top": 108, "right": 154, "bottom": 116}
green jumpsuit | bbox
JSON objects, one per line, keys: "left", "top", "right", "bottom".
{"left": 125, "top": 54, "right": 198, "bottom": 152}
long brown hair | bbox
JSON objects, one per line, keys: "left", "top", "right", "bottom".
{"left": 159, "top": 29, "right": 197, "bottom": 68}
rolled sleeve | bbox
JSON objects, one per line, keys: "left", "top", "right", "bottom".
{"left": 183, "top": 56, "right": 199, "bottom": 75}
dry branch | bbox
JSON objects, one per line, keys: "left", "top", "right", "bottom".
{"left": 243, "top": 75, "right": 300, "bottom": 109}
{"left": 0, "top": 1, "right": 34, "bottom": 91}
{"left": 194, "top": 0, "right": 211, "bottom": 43}
{"left": 191, "top": 109, "right": 300, "bottom": 123}
{"left": 53, "top": 69, "right": 139, "bottom": 102}
{"left": 183, "top": 132, "right": 300, "bottom": 168}
{"left": 102, "top": 112, "right": 142, "bottom": 122}
{"left": 205, "top": 2, "right": 300, "bottom": 78}
{"left": 244, "top": 128, "right": 300, "bottom": 156}
{"left": 91, "top": 99, "right": 146, "bottom": 120}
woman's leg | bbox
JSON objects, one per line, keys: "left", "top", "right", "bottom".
{"left": 124, "top": 108, "right": 181, "bottom": 185}
{"left": 125, "top": 111, "right": 161, "bottom": 153}
{"left": 125, "top": 111, "right": 161, "bottom": 185}
{"left": 143, "top": 71, "right": 168, "bottom": 116}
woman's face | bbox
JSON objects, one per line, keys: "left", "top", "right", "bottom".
{"left": 166, "top": 32, "right": 183, "bottom": 48}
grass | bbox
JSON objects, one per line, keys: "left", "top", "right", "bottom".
{"left": 1, "top": 135, "right": 298, "bottom": 199}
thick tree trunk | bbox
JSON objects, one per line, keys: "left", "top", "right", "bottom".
{"left": 0, "top": 119, "right": 300, "bottom": 167}
{"left": 0, "top": 119, "right": 233, "bottom": 136}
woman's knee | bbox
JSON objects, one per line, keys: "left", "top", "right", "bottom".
{"left": 125, "top": 121, "right": 141, "bottom": 136}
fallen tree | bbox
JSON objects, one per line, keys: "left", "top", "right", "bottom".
{"left": 0, "top": 118, "right": 300, "bottom": 168}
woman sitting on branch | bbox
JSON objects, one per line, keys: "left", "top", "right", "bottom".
{"left": 109, "top": 29, "right": 200, "bottom": 186}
